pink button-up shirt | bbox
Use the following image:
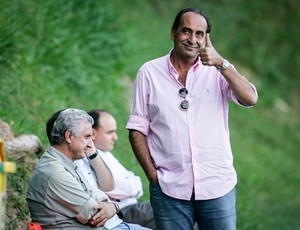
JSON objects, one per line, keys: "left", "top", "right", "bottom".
{"left": 126, "top": 50, "right": 255, "bottom": 200}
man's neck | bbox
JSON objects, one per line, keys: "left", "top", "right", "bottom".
{"left": 170, "top": 51, "right": 197, "bottom": 75}
{"left": 53, "top": 144, "right": 74, "bottom": 161}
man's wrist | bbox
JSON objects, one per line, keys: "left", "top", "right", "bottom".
{"left": 218, "top": 59, "right": 230, "bottom": 72}
{"left": 112, "top": 202, "right": 120, "bottom": 214}
{"left": 88, "top": 150, "right": 98, "bottom": 160}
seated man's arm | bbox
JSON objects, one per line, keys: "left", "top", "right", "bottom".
{"left": 47, "top": 169, "right": 112, "bottom": 225}
{"left": 87, "top": 144, "right": 115, "bottom": 192}
{"left": 88, "top": 201, "right": 119, "bottom": 227}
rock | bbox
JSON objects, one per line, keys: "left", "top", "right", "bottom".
{"left": 5, "top": 134, "right": 43, "bottom": 159}
{"left": 0, "top": 119, "right": 14, "bottom": 141}
{"left": 0, "top": 119, "right": 43, "bottom": 159}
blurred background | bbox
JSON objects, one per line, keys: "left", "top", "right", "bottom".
{"left": 0, "top": 0, "right": 299, "bottom": 229}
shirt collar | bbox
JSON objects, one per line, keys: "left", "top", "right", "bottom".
{"left": 47, "top": 145, "right": 77, "bottom": 171}
{"left": 167, "top": 49, "right": 202, "bottom": 75}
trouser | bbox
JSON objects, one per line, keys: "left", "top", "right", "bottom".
{"left": 121, "top": 201, "right": 156, "bottom": 229}
{"left": 150, "top": 183, "right": 236, "bottom": 230}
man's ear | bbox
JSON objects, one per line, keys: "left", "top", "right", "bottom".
{"left": 170, "top": 27, "right": 175, "bottom": 40}
{"left": 65, "top": 130, "right": 72, "bottom": 144}
{"left": 92, "top": 128, "right": 97, "bottom": 139}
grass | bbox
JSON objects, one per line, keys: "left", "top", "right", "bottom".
{"left": 1, "top": 0, "right": 299, "bottom": 229}
{"left": 230, "top": 103, "right": 300, "bottom": 229}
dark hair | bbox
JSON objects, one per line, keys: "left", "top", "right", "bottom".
{"left": 87, "top": 109, "right": 108, "bottom": 129}
{"left": 172, "top": 8, "right": 211, "bottom": 33}
{"left": 46, "top": 109, "right": 64, "bottom": 143}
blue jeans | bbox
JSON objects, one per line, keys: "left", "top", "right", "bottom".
{"left": 150, "top": 183, "right": 236, "bottom": 230}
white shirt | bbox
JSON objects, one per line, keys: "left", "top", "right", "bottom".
{"left": 76, "top": 150, "right": 143, "bottom": 209}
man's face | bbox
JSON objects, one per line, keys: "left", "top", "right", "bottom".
{"left": 69, "top": 122, "right": 94, "bottom": 160}
{"left": 171, "top": 12, "right": 208, "bottom": 60}
{"left": 93, "top": 113, "right": 118, "bottom": 152}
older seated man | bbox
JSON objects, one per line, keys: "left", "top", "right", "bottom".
{"left": 27, "top": 108, "right": 150, "bottom": 230}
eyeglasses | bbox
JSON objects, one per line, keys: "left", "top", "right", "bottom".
{"left": 179, "top": 88, "right": 189, "bottom": 110}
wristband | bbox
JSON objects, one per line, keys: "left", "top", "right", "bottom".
{"left": 88, "top": 151, "right": 98, "bottom": 160}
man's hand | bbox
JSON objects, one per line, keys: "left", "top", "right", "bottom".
{"left": 199, "top": 33, "right": 223, "bottom": 68}
{"left": 88, "top": 202, "right": 117, "bottom": 227}
{"left": 86, "top": 141, "right": 97, "bottom": 158}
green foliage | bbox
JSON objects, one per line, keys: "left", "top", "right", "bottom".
{"left": 0, "top": 0, "right": 299, "bottom": 229}
{"left": 6, "top": 157, "right": 33, "bottom": 229}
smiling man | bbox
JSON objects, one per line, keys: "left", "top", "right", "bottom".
{"left": 126, "top": 8, "right": 258, "bottom": 230}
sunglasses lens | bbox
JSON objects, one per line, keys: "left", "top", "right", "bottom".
{"left": 179, "top": 88, "right": 188, "bottom": 97}
{"left": 180, "top": 100, "right": 189, "bottom": 110}
{"left": 178, "top": 88, "right": 189, "bottom": 110}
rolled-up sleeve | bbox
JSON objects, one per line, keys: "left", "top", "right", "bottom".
{"left": 126, "top": 68, "right": 151, "bottom": 135}
{"left": 76, "top": 197, "right": 99, "bottom": 224}
{"left": 126, "top": 115, "right": 150, "bottom": 136}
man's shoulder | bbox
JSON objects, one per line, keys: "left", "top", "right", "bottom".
{"left": 99, "top": 151, "right": 120, "bottom": 166}
{"left": 34, "top": 152, "right": 70, "bottom": 179}
{"left": 28, "top": 157, "right": 67, "bottom": 192}
{"left": 140, "top": 53, "right": 169, "bottom": 69}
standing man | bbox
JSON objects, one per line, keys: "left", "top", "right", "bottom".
{"left": 27, "top": 108, "right": 149, "bottom": 230}
{"left": 76, "top": 109, "right": 156, "bottom": 229}
{"left": 126, "top": 8, "right": 258, "bottom": 230}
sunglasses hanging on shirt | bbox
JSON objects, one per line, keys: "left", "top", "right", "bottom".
{"left": 179, "top": 88, "right": 189, "bottom": 110}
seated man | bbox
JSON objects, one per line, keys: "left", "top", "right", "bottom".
{"left": 27, "top": 108, "right": 149, "bottom": 230}
{"left": 75, "top": 109, "right": 156, "bottom": 229}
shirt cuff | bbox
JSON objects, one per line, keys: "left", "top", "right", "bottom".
{"left": 126, "top": 115, "right": 150, "bottom": 136}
